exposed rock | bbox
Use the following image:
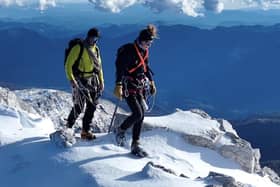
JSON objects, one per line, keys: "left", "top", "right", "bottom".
{"left": 204, "top": 172, "right": 252, "bottom": 187}
{"left": 143, "top": 161, "right": 178, "bottom": 177}
{"left": 184, "top": 133, "right": 217, "bottom": 149}
{"left": 145, "top": 108, "right": 262, "bottom": 173}
{"left": 217, "top": 119, "right": 239, "bottom": 138}
{"left": 0, "top": 87, "right": 36, "bottom": 114}
{"left": 143, "top": 163, "right": 253, "bottom": 186}
{"left": 218, "top": 134, "right": 261, "bottom": 173}
{"left": 15, "top": 89, "right": 72, "bottom": 127}
{"left": 14, "top": 88, "right": 126, "bottom": 132}
{"left": 190, "top": 109, "right": 212, "bottom": 119}
{"left": 259, "top": 167, "right": 280, "bottom": 185}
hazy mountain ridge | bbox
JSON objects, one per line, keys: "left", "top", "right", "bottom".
{"left": 1, "top": 22, "right": 280, "bottom": 118}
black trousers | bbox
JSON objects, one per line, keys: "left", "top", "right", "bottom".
{"left": 67, "top": 77, "right": 99, "bottom": 132}
{"left": 120, "top": 94, "right": 145, "bottom": 143}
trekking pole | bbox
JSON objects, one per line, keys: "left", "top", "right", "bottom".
{"left": 108, "top": 100, "right": 120, "bottom": 134}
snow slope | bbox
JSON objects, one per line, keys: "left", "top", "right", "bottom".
{"left": 0, "top": 105, "right": 54, "bottom": 145}
{"left": 0, "top": 102, "right": 278, "bottom": 187}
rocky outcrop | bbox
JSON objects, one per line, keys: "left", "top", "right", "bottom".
{"left": 143, "top": 161, "right": 179, "bottom": 177}
{"left": 14, "top": 88, "right": 123, "bottom": 132}
{"left": 259, "top": 167, "right": 280, "bottom": 185}
{"left": 15, "top": 89, "right": 73, "bottom": 127}
{"left": 188, "top": 111, "right": 261, "bottom": 173}
{"left": 185, "top": 112, "right": 261, "bottom": 173}
{"left": 204, "top": 172, "right": 251, "bottom": 187}
{"left": 142, "top": 162, "right": 251, "bottom": 187}
{"left": 0, "top": 87, "right": 36, "bottom": 114}
{"left": 143, "top": 109, "right": 262, "bottom": 174}
{"left": 216, "top": 119, "right": 261, "bottom": 173}
{"left": 190, "top": 109, "right": 212, "bottom": 120}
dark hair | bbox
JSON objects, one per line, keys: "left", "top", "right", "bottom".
{"left": 138, "top": 24, "right": 158, "bottom": 41}
{"left": 87, "top": 28, "right": 100, "bottom": 38}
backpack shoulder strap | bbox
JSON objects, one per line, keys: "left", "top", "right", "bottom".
{"left": 76, "top": 42, "right": 84, "bottom": 63}
{"left": 72, "top": 42, "right": 84, "bottom": 75}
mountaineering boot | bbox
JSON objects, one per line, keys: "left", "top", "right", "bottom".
{"left": 115, "top": 127, "right": 126, "bottom": 146}
{"left": 80, "top": 130, "right": 96, "bottom": 140}
{"left": 131, "top": 141, "right": 148, "bottom": 158}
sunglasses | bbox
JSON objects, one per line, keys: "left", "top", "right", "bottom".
{"left": 90, "top": 36, "right": 99, "bottom": 43}
{"left": 142, "top": 40, "right": 153, "bottom": 48}
{"left": 143, "top": 40, "right": 153, "bottom": 44}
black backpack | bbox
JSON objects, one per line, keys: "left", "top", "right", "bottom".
{"left": 64, "top": 38, "right": 84, "bottom": 76}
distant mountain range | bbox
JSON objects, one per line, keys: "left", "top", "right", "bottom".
{"left": 2, "top": 21, "right": 280, "bottom": 118}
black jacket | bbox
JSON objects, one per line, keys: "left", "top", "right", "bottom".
{"left": 115, "top": 41, "right": 153, "bottom": 83}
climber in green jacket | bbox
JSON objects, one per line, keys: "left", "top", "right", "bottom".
{"left": 65, "top": 28, "right": 104, "bottom": 140}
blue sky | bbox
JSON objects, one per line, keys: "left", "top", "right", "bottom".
{"left": 1, "top": 1, "right": 280, "bottom": 29}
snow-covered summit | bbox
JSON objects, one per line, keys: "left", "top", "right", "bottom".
{"left": 0, "top": 87, "right": 279, "bottom": 187}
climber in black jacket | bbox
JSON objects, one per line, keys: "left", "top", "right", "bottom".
{"left": 113, "top": 24, "right": 158, "bottom": 157}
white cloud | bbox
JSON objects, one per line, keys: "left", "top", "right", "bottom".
{"left": 142, "top": 0, "right": 203, "bottom": 17}
{"left": 0, "top": 0, "right": 56, "bottom": 10}
{"left": 223, "top": 0, "right": 280, "bottom": 9}
{"left": 89, "top": 0, "right": 205, "bottom": 17}
{"left": 257, "top": 0, "right": 280, "bottom": 9}
{"left": 39, "top": 0, "right": 56, "bottom": 10}
{"left": 1, "top": 0, "right": 280, "bottom": 15}
{"left": 89, "top": 0, "right": 138, "bottom": 13}
{"left": 88, "top": 0, "right": 280, "bottom": 15}
{"left": 0, "top": 0, "right": 25, "bottom": 6}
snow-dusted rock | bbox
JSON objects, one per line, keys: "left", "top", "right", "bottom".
{"left": 143, "top": 161, "right": 179, "bottom": 178}
{"left": 259, "top": 167, "right": 280, "bottom": 185}
{"left": 0, "top": 87, "right": 36, "bottom": 114}
{"left": 144, "top": 109, "right": 262, "bottom": 173}
{"left": 14, "top": 88, "right": 120, "bottom": 132}
{"left": 1, "top": 87, "right": 278, "bottom": 185}
{"left": 215, "top": 119, "right": 261, "bottom": 173}
{"left": 217, "top": 133, "right": 261, "bottom": 173}
{"left": 190, "top": 109, "right": 212, "bottom": 120}
{"left": 15, "top": 89, "right": 73, "bottom": 127}
{"left": 217, "top": 119, "right": 239, "bottom": 138}
{"left": 204, "top": 172, "right": 251, "bottom": 187}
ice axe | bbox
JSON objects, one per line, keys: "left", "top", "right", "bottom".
{"left": 108, "top": 100, "right": 120, "bottom": 133}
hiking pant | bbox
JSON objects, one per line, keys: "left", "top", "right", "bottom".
{"left": 119, "top": 94, "right": 145, "bottom": 143}
{"left": 67, "top": 76, "right": 99, "bottom": 132}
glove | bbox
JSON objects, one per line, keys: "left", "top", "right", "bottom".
{"left": 150, "top": 81, "right": 156, "bottom": 95}
{"left": 114, "top": 83, "right": 123, "bottom": 100}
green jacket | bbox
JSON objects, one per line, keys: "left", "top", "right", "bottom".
{"left": 65, "top": 44, "right": 104, "bottom": 85}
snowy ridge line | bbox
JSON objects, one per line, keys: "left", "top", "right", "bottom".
{"left": 0, "top": 87, "right": 279, "bottom": 186}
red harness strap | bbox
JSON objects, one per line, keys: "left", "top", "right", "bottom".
{"left": 128, "top": 43, "right": 149, "bottom": 74}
